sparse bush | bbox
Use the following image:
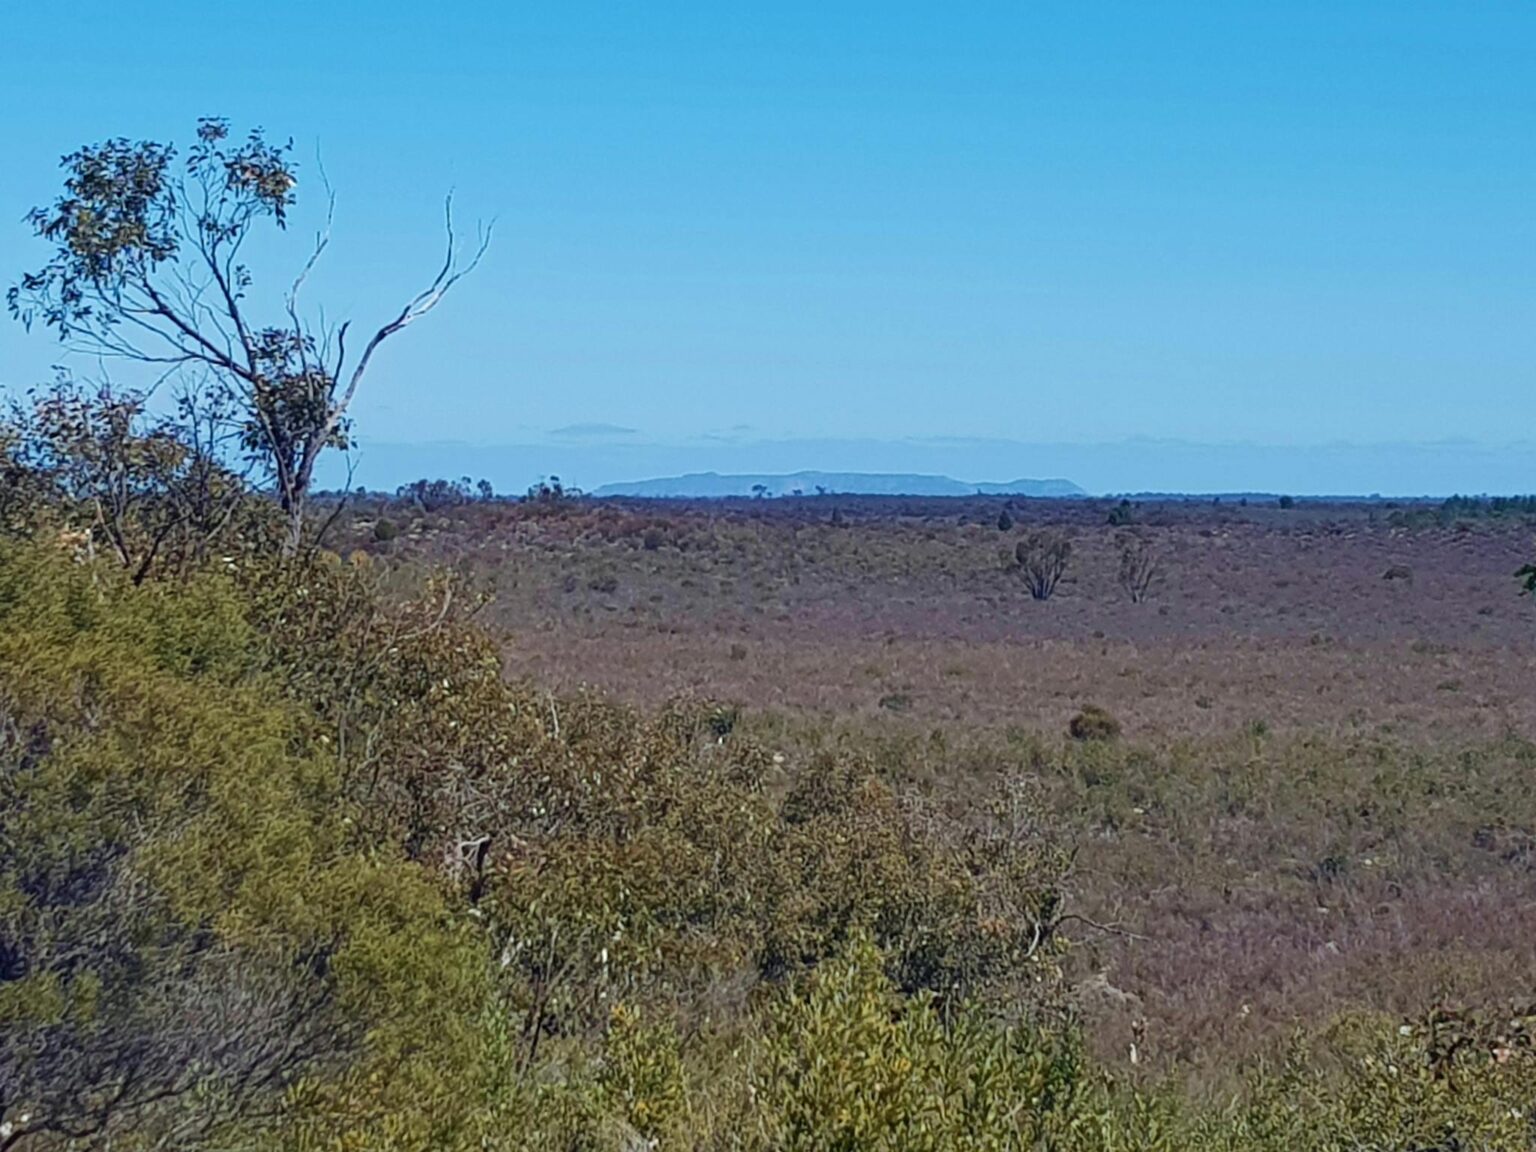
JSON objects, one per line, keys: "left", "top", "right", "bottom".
{"left": 1441, "top": 493, "right": 1536, "bottom": 521}
{"left": 526, "top": 474, "right": 582, "bottom": 504}
{"left": 13, "top": 474, "right": 1536, "bottom": 1149}
{"left": 11, "top": 117, "right": 1536, "bottom": 1144}
{"left": 1107, "top": 498, "right": 1135, "bottom": 526}
{"left": 10, "top": 118, "right": 486, "bottom": 555}
{"left": 1015, "top": 530, "right": 1072, "bottom": 601}
{"left": 398, "top": 475, "right": 476, "bottom": 511}
{"left": 1278, "top": 494, "right": 1296, "bottom": 509}
{"left": 1118, "top": 533, "right": 1161, "bottom": 603}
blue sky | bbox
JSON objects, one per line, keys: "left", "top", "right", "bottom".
{"left": 1, "top": 2, "right": 1531, "bottom": 493}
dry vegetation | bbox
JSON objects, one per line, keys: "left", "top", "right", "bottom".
{"left": 334, "top": 492, "right": 1536, "bottom": 1086}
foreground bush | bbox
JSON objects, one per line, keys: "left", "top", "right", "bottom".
{"left": 756, "top": 935, "right": 1091, "bottom": 1151}
{"left": 0, "top": 545, "right": 487, "bottom": 1150}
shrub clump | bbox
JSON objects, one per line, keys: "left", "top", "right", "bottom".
{"left": 1069, "top": 704, "right": 1121, "bottom": 742}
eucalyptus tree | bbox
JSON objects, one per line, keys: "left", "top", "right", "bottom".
{"left": 9, "top": 118, "right": 488, "bottom": 554}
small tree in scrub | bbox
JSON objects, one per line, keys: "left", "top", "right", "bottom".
{"left": 1106, "top": 498, "right": 1135, "bottom": 526}
{"left": 397, "top": 475, "right": 478, "bottom": 512}
{"left": 1014, "top": 530, "right": 1071, "bottom": 601}
{"left": 525, "top": 474, "right": 582, "bottom": 505}
{"left": 1117, "top": 531, "right": 1161, "bottom": 604}
{"left": 1520, "top": 561, "right": 1535, "bottom": 596}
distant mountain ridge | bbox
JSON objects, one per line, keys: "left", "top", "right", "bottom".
{"left": 592, "top": 471, "right": 1086, "bottom": 498}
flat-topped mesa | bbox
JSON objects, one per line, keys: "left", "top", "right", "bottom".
{"left": 592, "top": 471, "right": 1086, "bottom": 499}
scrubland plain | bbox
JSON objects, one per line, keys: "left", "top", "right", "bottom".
{"left": 337, "top": 494, "right": 1536, "bottom": 1087}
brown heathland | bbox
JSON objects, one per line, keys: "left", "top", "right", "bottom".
{"left": 337, "top": 494, "right": 1536, "bottom": 1087}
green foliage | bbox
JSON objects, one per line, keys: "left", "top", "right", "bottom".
{"left": 1441, "top": 493, "right": 1536, "bottom": 520}
{"left": 598, "top": 1003, "right": 689, "bottom": 1141}
{"left": 1171, "top": 1014, "right": 1536, "bottom": 1152}
{"left": 0, "top": 543, "right": 487, "bottom": 1150}
{"left": 2, "top": 374, "right": 264, "bottom": 580}
{"left": 757, "top": 934, "right": 1091, "bottom": 1152}
{"left": 1519, "top": 562, "right": 1535, "bottom": 596}
{"left": 763, "top": 756, "right": 1069, "bottom": 1005}
{"left": 9, "top": 117, "right": 484, "bottom": 555}
{"left": 0, "top": 421, "right": 52, "bottom": 537}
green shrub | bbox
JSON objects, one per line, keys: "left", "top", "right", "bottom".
{"left": 756, "top": 935, "right": 1092, "bottom": 1152}
{"left": 598, "top": 1003, "right": 688, "bottom": 1143}
{"left": 0, "top": 543, "right": 487, "bottom": 1150}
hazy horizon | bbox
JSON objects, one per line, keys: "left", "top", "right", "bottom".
{"left": 321, "top": 434, "right": 1536, "bottom": 499}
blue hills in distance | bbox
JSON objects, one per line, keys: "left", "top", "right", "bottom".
{"left": 591, "top": 471, "right": 1086, "bottom": 499}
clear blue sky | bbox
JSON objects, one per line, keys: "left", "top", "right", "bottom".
{"left": 1, "top": 2, "right": 1531, "bottom": 492}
